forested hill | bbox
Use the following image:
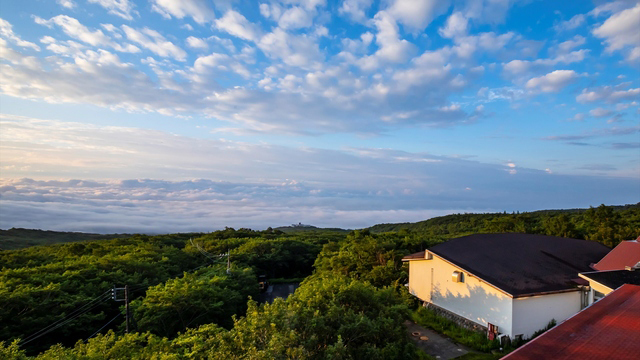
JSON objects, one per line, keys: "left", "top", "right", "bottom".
{"left": 0, "top": 228, "right": 131, "bottom": 250}
{"left": 1, "top": 206, "right": 638, "bottom": 358}
{"left": 368, "top": 203, "right": 640, "bottom": 248}
{"left": 274, "top": 223, "right": 350, "bottom": 233}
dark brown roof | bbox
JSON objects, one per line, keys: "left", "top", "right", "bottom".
{"left": 580, "top": 269, "right": 640, "bottom": 290}
{"left": 502, "top": 284, "right": 640, "bottom": 360}
{"left": 593, "top": 240, "right": 640, "bottom": 271}
{"left": 427, "top": 233, "right": 611, "bottom": 296}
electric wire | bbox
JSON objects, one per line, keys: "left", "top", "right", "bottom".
{"left": 20, "top": 292, "right": 111, "bottom": 346}
{"left": 86, "top": 313, "right": 121, "bottom": 341}
{"left": 19, "top": 290, "right": 111, "bottom": 343}
{"left": 21, "top": 296, "right": 110, "bottom": 346}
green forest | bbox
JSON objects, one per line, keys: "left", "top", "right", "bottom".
{"left": 1, "top": 204, "right": 638, "bottom": 359}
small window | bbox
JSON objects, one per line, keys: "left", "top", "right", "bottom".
{"left": 593, "top": 290, "right": 605, "bottom": 302}
{"left": 452, "top": 271, "right": 463, "bottom": 283}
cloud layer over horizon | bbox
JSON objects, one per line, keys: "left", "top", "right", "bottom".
{"left": 1, "top": 114, "right": 637, "bottom": 233}
{"left": 0, "top": 0, "right": 638, "bottom": 232}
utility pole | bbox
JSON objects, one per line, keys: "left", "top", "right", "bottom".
{"left": 226, "top": 250, "right": 231, "bottom": 274}
{"left": 124, "top": 285, "right": 130, "bottom": 333}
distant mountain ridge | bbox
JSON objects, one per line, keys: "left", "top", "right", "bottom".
{"left": 366, "top": 203, "right": 640, "bottom": 235}
{"left": 274, "top": 223, "right": 350, "bottom": 233}
{"left": 2, "top": 203, "right": 637, "bottom": 250}
{"left": 0, "top": 228, "right": 130, "bottom": 250}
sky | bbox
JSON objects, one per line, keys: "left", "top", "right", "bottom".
{"left": 0, "top": 0, "right": 639, "bottom": 233}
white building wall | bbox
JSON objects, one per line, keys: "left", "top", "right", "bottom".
{"left": 410, "top": 255, "right": 514, "bottom": 336}
{"left": 511, "top": 291, "right": 582, "bottom": 338}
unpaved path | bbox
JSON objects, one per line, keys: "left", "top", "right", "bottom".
{"left": 405, "top": 320, "right": 473, "bottom": 359}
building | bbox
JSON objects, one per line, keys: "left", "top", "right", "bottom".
{"left": 579, "top": 265, "right": 640, "bottom": 304}
{"left": 403, "top": 233, "right": 610, "bottom": 339}
{"left": 592, "top": 238, "right": 640, "bottom": 271}
{"left": 502, "top": 284, "right": 640, "bottom": 360}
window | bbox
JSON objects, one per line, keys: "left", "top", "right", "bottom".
{"left": 593, "top": 290, "right": 605, "bottom": 302}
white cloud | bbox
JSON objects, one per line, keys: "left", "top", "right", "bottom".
{"left": 439, "top": 12, "right": 468, "bottom": 39}
{"left": 39, "top": 36, "right": 85, "bottom": 56}
{"left": 34, "top": 15, "right": 139, "bottom": 53}
{"left": 571, "top": 113, "right": 586, "bottom": 121}
{"left": 1, "top": 114, "right": 637, "bottom": 232}
{"left": 589, "top": 0, "right": 637, "bottom": 17}
{"left": 593, "top": 3, "right": 640, "bottom": 62}
{"left": 258, "top": 28, "right": 323, "bottom": 69}
{"left": 151, "top": 0, "right": 215, "bottom": 24}
{"left": 577, "top": 86, "right": 640, "bottom": 104}
{"left": 589, "top": 107, "right": 613, "bottom": 118}
{"left": 339, "top": 0, "right": 373, "bottom": 23}
{"left": 215, "top": 10, "right": 262, "bottom": 42}
{"left": 193, "top": 52, "right": 250, "bottom": 78}
{"left": 278, "top": 6, "right": 314, "bottom": 30}
{"left": 526, "top": 70, "right": 579, "bottom": 93}
{"left": 88, "top": 0, "right": 137, "bottom": 21}
{"left": 56, "top": 0, "right": 75, "bottom": 9}
{"left": 503, "top": 49, "right": 589, "bottom": 76}
{"left": 122, "top": 25, "right": 186, "bottom": 60}
{"left": 544, "top": 125, "right": 640, "bottom": 141}
{"left": 186, "top": 36, "right": 208, "bottom": 50}
{"left": 0, "top": 18, "right": 40, "bottom": 51}
{"left": 385, "top": 0, "right": 451, "bottom": 32}
{"left": 357, "top": 10, "right": 416, "bottom": 70}
{"left": 554, "top": 35, "right": 586, "bottom": 55}
{"left": 553, "top": 14, "right": 586, "bottom": 32}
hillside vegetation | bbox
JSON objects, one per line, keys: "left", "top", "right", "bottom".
{"left": 0, "top": 204, "right": 638, "bottom": 359}
{"left": 369, "top": 203, "right": 640, "bottom": 248}
{"left": 0, "top": 228, "right": 130, "bottom": 250}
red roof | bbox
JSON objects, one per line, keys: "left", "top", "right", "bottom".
{"left": 502, "top": 284, "right": 640, "bottom": 360}
{"left": 593, "top": 240, "right": 640, "bottom": 271}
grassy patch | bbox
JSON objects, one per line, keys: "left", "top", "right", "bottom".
{"left": 412, "top": 307, "right": 500, "bottom": 352}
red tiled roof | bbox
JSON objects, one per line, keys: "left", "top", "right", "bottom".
{"left": 593, "top": 240, "right": 640, "bottom": 271}
{"left": 502, "top": 284, "right": 640, "bottom": 360}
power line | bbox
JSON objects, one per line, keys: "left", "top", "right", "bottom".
{"left": 21, "top": 295, "right": 111, "bottom": 345}
{"left": 20, "top": 293, "right": 111, "bottom": 346}
{"left": 86, "top": 313, "right": 121, "bottom": 342}
{"left": 19, "top": 290, "right": 110, "bottom": 343}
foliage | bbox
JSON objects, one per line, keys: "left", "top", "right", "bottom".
{"left": 529, "top": 319, "right": 556, "bottom": 340}
{"left": 0, "top": 228, "right": 346, "bottom": 355}
{"left": 314, "top": 229, "right": 441, "bottom": 287}
{"left": 188, "top": 274, "right": 425, "bottom": 359}
{"left": 0, "top": 228, "right": 132, "bottom": 251}
{"left": 11, "top": 276, "right": 424, "bottom": 359}
{"left": 131, "top": 266, "right": 258, "bottom": 337}
{"left": 0, "top": 340, "right": 28, "bottom": 360}
{"left": 368, "top": 203, "right": 640, "bottom": 248}
{"left": 186, "top": 230, "right": 343, "bottom": 279}
{"left": 0, "top": 234, "right": 200, "bottom": 354}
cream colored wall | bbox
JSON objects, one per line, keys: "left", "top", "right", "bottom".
{"left": 408, "top": 259, "right": 433, "bottom": 301}
{"left": 511, "top": 291, "right": 582, "bottom": 338}
{"left": 408, "top": 255, "right": 513, "bottom": 336}
{"left": 587, "top": 281, "right": 613, "bottom": 304}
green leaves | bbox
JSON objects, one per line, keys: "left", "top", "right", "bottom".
{"left": 132, "top": 267, "right": 258, "bottom": 337}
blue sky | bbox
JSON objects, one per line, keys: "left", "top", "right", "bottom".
{"left": 0, "top": 0, "right": 638, "bottom": 232}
